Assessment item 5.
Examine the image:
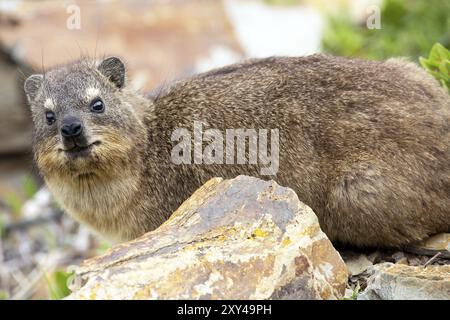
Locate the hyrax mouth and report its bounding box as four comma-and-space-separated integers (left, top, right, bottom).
60, 141, 101, 159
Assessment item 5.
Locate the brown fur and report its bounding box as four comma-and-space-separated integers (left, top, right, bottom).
24, 54, 450, 247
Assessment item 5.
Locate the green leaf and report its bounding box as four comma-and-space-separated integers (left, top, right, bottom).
434, 43, 450, 60
419, 57, 436, 71
420, 43, 450, 91
438, 61, 449, 80
46, 270, 73, 300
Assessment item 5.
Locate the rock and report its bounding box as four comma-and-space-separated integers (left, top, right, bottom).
391, 251, 408, 265
344, 288, 355, 299
408, 256, 427, 267
67, 175, 348, 300
343, 253, 373, 276
395, 257, 409, 265
358, 263, 450, 300
417, 233, 450, 251
391, 251, 405, 262
406, 233, 450, 259
367, 251, 382, 264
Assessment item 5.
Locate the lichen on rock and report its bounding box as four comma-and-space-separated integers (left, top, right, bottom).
67, 175, 348, 300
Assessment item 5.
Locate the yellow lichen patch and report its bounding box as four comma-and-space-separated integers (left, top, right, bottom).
252, 228, 269, 238
88, 283, 102, 300
197, 225, 241, 244
282, 237, 292, 247
183, 241, 207, 251
298, 224, 321, 238
133, 285, 158, 299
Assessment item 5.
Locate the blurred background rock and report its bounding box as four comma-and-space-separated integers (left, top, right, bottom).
0, 0, 448, 300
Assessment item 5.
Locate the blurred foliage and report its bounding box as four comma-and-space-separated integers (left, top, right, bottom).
4, 175, 39, 219
420, 43, 450, 91
46, 270, 72, 300
5, 193, 22, 219
23, 175, 38, 199
96, 239, 112, 255
0, 215, 4, 237
0, 291, 9, 300
322, 0, 450, 61
43, 226, 58, 251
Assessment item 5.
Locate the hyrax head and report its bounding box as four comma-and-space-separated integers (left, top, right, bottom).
24, 57, 142, 179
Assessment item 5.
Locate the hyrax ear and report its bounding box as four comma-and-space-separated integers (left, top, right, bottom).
97, 57, 125, 89
24, 74, 44, 102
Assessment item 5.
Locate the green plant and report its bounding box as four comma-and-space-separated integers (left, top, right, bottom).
3, 175, 39, 219
0, 214, 5, 237
0, 290, 9, 300
342, 283, 361, 300
96, 239, 112, 255
45, 270, 73, 300
420, 43, 450, 91
23, 175, 38, 199
322, 0, 450, 61
5, 193, 22, 219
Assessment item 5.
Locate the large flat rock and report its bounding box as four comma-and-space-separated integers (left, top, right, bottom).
68, 175, 348, 300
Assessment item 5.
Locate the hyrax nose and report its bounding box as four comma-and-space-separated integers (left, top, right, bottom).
61, 117, 83, 138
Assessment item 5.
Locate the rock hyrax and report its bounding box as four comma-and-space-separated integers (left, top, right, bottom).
24, 54, 450, 247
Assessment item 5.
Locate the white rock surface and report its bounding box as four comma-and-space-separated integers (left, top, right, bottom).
359, 263, 450, 300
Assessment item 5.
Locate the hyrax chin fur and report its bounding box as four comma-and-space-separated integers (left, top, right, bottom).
24, 54, 450, 247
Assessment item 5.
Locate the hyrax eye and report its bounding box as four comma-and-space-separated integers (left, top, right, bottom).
90, 98, 105, 113
45, 111, 56, 125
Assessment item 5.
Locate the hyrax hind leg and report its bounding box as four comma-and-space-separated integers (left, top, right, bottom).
321, 160, 446, 248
